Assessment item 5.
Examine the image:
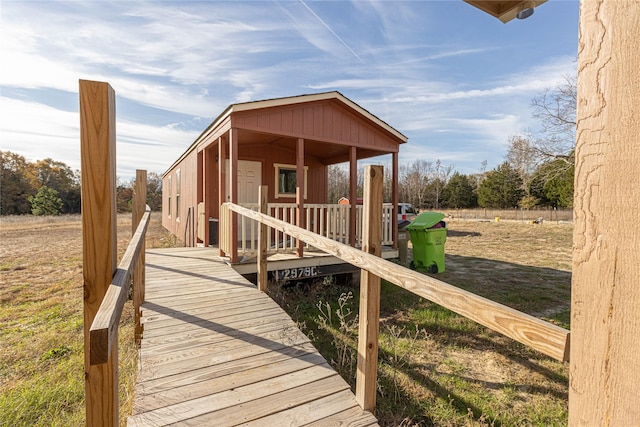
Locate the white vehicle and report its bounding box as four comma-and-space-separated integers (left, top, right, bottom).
397, 203, 417, 226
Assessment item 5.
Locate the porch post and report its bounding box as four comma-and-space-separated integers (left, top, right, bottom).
132, 169, 147, 344
356, 165, 383, 412
349, 146, 357, 247
257, 185, 268, 292
570, 1, 640, 425
80, 79, 118, 427
229, 129, 239, 263
296, 138, 305, 258
203, 147, 213, 247
392, 151, 399, 249
218, 136, 226, 256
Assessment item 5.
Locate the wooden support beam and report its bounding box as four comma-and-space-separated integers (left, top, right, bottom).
356, 165, 383, 412
570, 1, 640, 424
197, 151, 206, 246
392, 151, 399, 249
218, 137, 226, 256
229, 130, 238, 263
90, 208, 150, 365
296, 138, 305, 257
132, 169, 147, 343
257, 185, 268, 292
80, 79, 118, 427
226, 202, 571, 362
203, 148, 213, 247
349, 146, 357, 247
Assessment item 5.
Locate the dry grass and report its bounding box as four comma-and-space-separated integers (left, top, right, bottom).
1, 215, 572, 426
0, 213, 173, 426
273, 219, 572, 426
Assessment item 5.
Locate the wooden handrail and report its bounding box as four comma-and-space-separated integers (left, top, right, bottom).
225, 201, 570, 362
89, 205, 151, 365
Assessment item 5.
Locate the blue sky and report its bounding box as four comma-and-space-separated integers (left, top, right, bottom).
0, 1, 579, 179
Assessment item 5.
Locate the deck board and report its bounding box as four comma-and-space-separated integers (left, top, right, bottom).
129, 247, 378, 427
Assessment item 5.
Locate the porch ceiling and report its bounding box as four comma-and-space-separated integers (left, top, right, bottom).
237, 128, 392, 165
464, 0, 548, 23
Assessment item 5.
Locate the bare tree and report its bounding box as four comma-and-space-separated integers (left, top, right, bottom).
327, 164, 350, 203
468, 160, 488, 191
425, 159, 454, 209
505, 133, 539, 197
399, 159, 432, 208
382, 165, 393, 202
530, 74, 577, 166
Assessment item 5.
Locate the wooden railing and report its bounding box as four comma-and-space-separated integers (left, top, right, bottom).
80, 79, 151, 427
88, 205, 151, 364
220, 202, 394, 257
224, 165, 570, 413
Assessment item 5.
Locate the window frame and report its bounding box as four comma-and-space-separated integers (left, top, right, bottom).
167, 175, 172, 218
274, 163, 308, 199
175, 169, 181, 221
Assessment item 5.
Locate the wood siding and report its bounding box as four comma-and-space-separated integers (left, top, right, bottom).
233, 100, 399, 152
206, 144, 327, 221
162, 93, 405, 246
162, 149, 198, 243
164, 143, 327, 243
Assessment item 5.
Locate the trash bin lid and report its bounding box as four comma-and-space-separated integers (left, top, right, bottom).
406, 212, 446, 230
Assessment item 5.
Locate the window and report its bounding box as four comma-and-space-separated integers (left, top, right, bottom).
167, 175, 172, 217
175, 169, 181, 220
274, 163, 308, 199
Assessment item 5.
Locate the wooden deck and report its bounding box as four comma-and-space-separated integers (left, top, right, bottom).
128, 247, 378, 427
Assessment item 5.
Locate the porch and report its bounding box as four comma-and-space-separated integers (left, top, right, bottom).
216, 202, 397, 263
162, 92, 409, 263
128, 247, 379, 426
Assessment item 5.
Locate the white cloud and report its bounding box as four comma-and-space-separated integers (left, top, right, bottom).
0, 98, 80, 166
0, 0, 578, 178
0, 97, 199, 178
277, 1, 363, 62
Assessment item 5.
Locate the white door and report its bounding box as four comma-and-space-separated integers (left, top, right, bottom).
226, 160, 262, 245
226, 160, 262, 204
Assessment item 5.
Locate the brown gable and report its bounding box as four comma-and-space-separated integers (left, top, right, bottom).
231, 98, 402, 152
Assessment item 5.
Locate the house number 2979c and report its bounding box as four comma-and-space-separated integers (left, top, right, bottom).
276, 266, 318, 280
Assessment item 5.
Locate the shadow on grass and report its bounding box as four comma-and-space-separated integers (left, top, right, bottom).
437, 253, 571, 324
446, 230, 482, 237
272, 252, 571, 426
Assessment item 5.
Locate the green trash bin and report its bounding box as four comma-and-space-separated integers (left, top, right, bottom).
406, 212, 447, 273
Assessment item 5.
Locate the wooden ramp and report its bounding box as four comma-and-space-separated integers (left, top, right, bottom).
128, 247, 378, 427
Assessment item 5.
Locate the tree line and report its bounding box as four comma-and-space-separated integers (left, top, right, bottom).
329, 75, 576, 210
327, 155, 573, 210
0, 151, 162, 215
3, 76, 575, 214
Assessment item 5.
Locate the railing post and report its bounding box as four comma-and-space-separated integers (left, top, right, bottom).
257, 186, 268, 292
133, 169, 147, 344
356, 165, 383, 413
80, 79, 118, 427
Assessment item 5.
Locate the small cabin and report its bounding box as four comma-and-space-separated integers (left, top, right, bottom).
162, 92, 407, 269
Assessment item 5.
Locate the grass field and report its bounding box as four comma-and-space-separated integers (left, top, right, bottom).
1, 215, 571, 426
0, 213, 172, 427
270, 219, 572, 426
